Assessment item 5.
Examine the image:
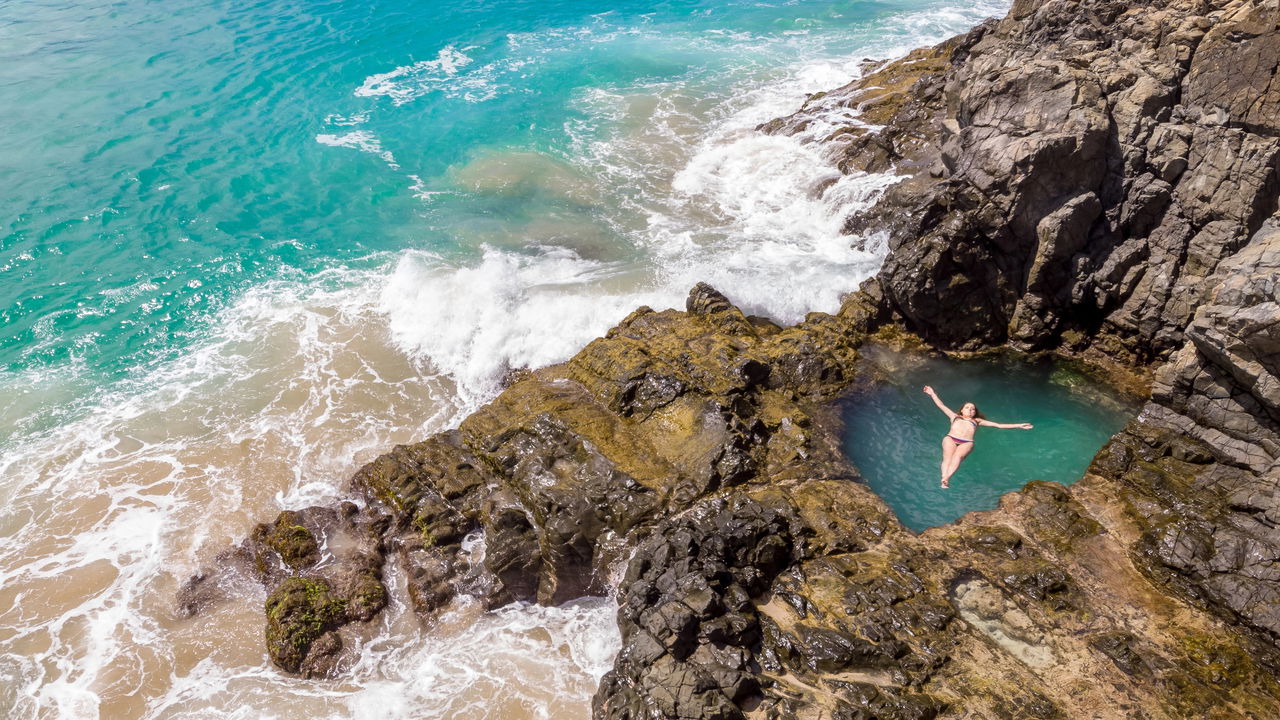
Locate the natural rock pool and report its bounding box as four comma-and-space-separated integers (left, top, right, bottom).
841, 345, 1140, 531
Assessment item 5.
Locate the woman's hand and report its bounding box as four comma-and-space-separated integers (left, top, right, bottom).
923, 385, 935, 396
1018, 422, 1033, 429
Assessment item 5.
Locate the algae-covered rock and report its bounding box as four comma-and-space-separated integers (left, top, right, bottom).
253, 510, 319, 571
179, 501, 391, 673
264, 577, 348, 677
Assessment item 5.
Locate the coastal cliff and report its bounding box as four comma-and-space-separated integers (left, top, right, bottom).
181, 0, 1280, 717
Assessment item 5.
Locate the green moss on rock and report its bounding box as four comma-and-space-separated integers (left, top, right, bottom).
346, 570, 388, 622
264, 511, 319, 569
1158, 629, 1280, 718
248, 510, 320, 575
264, 577, 348, 675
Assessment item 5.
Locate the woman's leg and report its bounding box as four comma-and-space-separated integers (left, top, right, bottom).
940, 437, 955, 486
942, 441, 974, 487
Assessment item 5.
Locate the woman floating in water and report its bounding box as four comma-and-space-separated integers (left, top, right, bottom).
923, 385, 1033, 489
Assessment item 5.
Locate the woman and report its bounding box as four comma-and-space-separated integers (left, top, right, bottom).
923, 385, 1033, 488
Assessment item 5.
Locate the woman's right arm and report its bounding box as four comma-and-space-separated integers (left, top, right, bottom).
922, 385, 956, 420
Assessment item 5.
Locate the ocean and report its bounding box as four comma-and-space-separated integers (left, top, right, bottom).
0, 0, 1009, 717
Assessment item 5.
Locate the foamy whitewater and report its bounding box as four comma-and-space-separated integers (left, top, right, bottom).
0, 1, 1009, 717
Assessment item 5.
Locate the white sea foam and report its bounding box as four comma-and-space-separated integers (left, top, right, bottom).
337, 598, 618, 720
378, 247, 663, 408
351, 45, 522, 105
0, 264, 476, 718
314, 131, 399, 169
138, 596, 618, 720
354, 46, 475, 104
323, 111, 370, 126
407, 174, 452, 201
327, 0, 1019, 415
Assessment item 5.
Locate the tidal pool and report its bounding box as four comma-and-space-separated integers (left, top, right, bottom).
840, 346, 1140, 532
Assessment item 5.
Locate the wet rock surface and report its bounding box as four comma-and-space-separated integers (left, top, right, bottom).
178, 502, 390, 675
179, 0, 1280, 716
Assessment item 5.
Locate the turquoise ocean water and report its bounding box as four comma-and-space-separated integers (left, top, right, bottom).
0, 1, 1013, 718
2, 0, 1006, 434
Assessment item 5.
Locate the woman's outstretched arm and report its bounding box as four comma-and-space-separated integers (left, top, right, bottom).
922, 385, 956, 419
977, 419, 1034, 429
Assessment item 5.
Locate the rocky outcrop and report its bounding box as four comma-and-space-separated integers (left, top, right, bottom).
177, 503, 389, 676
179, 291, 869, 679
777, 0, 1279, 366
1089, 217, 1280, 642
588, 317, 1280, 720
775, 0, 1280, 713
179, 0, 1280, 717
179, 284, 1280, 717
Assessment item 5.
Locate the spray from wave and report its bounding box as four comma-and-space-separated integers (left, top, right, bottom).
358, 0, 1012, 403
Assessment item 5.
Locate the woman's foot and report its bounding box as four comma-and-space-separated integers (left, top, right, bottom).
940, 478, 949, 489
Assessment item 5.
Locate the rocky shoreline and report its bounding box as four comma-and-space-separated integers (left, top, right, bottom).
180, 0, 1280, 717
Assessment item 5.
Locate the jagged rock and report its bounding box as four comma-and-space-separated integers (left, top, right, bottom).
1181, 1, 1280, 137
264, 577, 349, 677
181, 281, 876, 679
686, 282, 735, 316
1088, 222, 1280, 640
177, 502, 390, 674
786, 0, 1279, 364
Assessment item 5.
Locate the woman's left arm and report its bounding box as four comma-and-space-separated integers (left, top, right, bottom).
977, 419, 1034, 429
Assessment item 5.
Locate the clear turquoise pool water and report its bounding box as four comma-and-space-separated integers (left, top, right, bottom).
841, 349, 1139, 532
